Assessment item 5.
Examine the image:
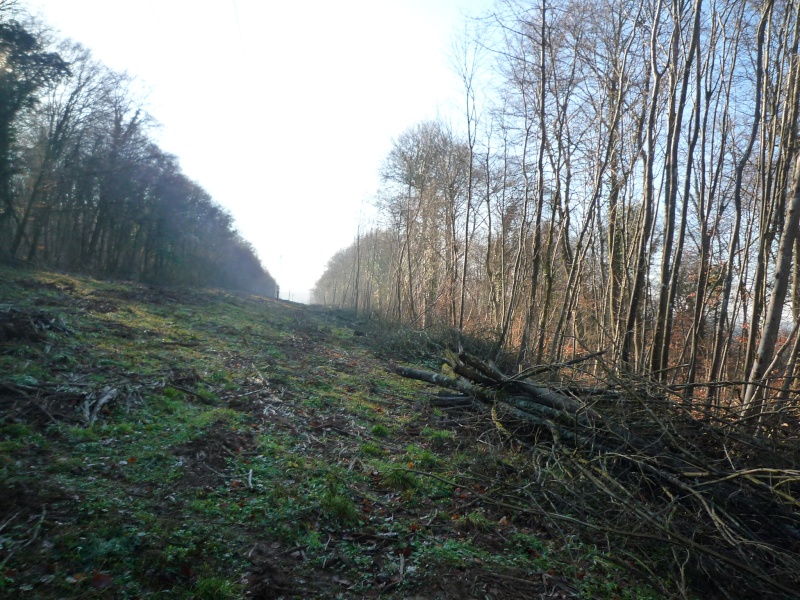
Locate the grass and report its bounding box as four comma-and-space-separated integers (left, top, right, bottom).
371, 423, 390, 438
380, 467, 420, 491
0, 266, 660, 599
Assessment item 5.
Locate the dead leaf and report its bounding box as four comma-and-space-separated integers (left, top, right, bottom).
91, 571, 113, 589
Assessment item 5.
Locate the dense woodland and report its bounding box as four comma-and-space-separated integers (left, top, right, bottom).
0, 4, 277, 297
313, 0, 800, 415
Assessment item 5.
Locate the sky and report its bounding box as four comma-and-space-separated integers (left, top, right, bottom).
24, 0, 493, 303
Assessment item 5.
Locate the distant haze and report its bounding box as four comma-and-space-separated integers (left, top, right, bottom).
25, 0, 491, 303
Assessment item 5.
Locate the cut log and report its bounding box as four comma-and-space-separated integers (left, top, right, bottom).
429, 395, 476, 409
392, 350, 800, 599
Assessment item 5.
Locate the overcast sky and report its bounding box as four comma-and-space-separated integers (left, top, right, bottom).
24, 0, 492, 302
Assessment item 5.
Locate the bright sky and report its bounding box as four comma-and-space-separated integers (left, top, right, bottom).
24, 0, 492, 303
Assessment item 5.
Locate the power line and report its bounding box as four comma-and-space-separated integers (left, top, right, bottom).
231, 0, 246, 56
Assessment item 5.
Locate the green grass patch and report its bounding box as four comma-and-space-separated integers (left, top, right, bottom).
0, 267, 661, 599
359, 441, 384, 456
371, 424, 390, 438
380, 467, 419, 490
421, 426, 456, 445
320, 491, 361, 526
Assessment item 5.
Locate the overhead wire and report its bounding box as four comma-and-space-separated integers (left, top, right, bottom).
231, 0, 246, 58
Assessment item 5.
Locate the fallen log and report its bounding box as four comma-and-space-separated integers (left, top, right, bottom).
398, 356, 650, 455
392, 351, 800, 599
428, 395, 476, 409
394, 365, 491, 401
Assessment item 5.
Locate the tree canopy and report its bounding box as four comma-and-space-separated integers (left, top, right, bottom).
313, 0, 800, 416
0, 5, 277, 297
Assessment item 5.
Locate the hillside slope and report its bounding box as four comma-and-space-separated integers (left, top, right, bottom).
0, 267, 653, 599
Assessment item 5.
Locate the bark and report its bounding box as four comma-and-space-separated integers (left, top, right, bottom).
743, 153, 800, 414
652, 0, 702, 377
621, 0, 664, 370
708, 0, 772, 399
519, 1, 548, 364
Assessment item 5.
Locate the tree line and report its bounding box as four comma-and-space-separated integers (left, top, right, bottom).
312, 0, 800, 415
0, 4, 277, 297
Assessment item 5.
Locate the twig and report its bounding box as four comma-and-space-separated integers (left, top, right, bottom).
83, 387, 118, 425
0, 511, 19, 534
30, 399, 59, 425
220, 388, 263, 401
512, 350, 607, 381
22, 508, 46, 548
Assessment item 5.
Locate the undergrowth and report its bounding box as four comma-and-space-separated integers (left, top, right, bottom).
0, 266, 659, 599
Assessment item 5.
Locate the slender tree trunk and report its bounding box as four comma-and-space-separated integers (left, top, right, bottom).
652, 0, 702, 377
743, 153, 800, 414
621, 0, 664, 370
519, 1, 548, 364
708, 0, 772, 400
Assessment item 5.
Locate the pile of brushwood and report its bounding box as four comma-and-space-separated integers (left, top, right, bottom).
396, 350, 800, 599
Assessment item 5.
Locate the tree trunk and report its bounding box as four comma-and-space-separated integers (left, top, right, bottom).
743, 153, 800, 414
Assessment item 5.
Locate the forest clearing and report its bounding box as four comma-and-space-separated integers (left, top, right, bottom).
3, 1, 800, 597
2, 267, 799, 599
0, 267, 650, 599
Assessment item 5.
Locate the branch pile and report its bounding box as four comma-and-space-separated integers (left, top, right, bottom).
395, 351, 800, 599
0, 306, 71, 342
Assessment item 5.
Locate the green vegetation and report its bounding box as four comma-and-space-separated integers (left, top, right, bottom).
0, 267, 659, 598
0, 8, 276, 297
370, 423, 390, 438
